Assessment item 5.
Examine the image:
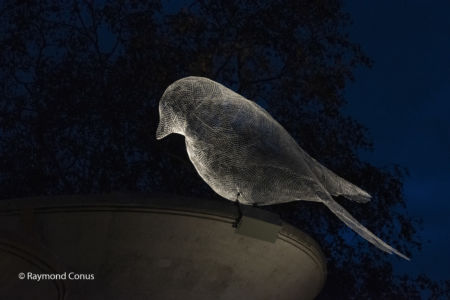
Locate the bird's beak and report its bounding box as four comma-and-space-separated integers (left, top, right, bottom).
156, 119, 170, 140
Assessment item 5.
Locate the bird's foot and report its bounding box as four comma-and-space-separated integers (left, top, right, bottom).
232, 193, 242, 228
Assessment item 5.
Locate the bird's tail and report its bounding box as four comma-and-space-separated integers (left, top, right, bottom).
305, 156, 372, 203
323, 199, 410, 260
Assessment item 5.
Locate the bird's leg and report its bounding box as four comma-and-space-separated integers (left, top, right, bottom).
232, 192, 242, 228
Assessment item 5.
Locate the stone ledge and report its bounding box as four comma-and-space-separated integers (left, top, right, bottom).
0, 193, 326, 300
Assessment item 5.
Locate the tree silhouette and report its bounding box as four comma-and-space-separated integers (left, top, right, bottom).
0, 0, 448, 298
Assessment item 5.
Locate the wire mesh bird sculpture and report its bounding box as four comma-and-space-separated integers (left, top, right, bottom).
156, 76, 409, 260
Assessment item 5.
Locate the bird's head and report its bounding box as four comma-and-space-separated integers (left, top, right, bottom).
156, 76, 220, 140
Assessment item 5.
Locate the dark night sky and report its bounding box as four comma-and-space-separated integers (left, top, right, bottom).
344, 1, 450, 281
3, 0, 446, 287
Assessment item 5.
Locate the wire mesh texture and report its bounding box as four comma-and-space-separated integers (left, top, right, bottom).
156, 76, 409, 260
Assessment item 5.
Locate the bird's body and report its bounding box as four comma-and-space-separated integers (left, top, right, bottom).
156, 76, 409, 260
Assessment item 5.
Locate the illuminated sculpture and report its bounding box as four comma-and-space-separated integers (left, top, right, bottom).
156, 76, 409, 260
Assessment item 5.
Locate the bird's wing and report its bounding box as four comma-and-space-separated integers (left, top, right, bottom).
192, 96, 372, 203
241, 100, 372, 203
323, 198, 410, 260
305, 156, 372, 203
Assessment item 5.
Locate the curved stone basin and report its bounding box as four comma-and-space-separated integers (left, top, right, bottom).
0, 193, 326, 299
